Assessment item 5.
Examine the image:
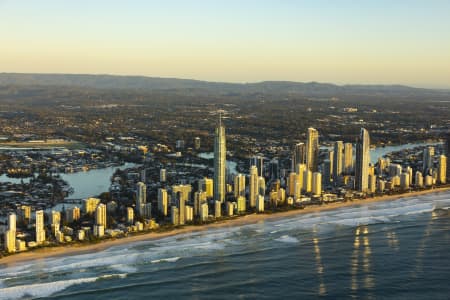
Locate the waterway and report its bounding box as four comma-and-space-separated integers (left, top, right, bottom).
0, 142, 440, 201
0, 163, 138, 199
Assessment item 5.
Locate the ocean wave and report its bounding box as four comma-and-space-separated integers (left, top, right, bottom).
275, 235, 299, 243
110, 264, 138, 273
0, 273, 128, 300
151, 257, 180, 264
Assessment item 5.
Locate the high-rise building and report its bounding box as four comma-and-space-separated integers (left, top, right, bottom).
288, 172, 298, 197
306, 128, 319, 172
66, 206, 80, 223
292, 143, 306, 171
312, 172, 322, 196
249, 165, 259, 207
158, 188, 168, 216
234, 174, 246, 199
143, 203, 152, 220
194, 191, 207, 216
214, 114, 226, 202
400, 173, 410, 190
322, 159, 332, 186
215, 201, 221, 218
96, 203, 107, 228
35, 210, 46, 244
171, 206, 179, 225
237, 196, 246, 212
199, 177, 214, 198
172, 184, 192, 203
160, 168, 167, 183
446, 132, 450, 180
194, 137, 201, 150
8, 213, 16, 232
178, 196, 186, 225
4, 213, 16, 253
328, 150, 334, 181
296, 163, 306, 190
415, 171, 424, 187
250, 155, 264, 177
333, 141, 344, 184
355, 128, 371, 192
200, 203, 209, 221
368, 174, 376, 193
20, 205, 31, 222
136, 182, 147, 217
303, 169, 312, 193
258, 176, 266, 196
269, 158, 280, 180
256, 195, 264, 212
423, 146, 435, 175
83, 197, 100, 214
140, 169, 146, 183
438, 155, 447, 184
127, 207, 134, 224
344, 143, 353, 174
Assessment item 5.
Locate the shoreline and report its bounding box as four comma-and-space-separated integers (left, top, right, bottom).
1, 187, 449, 266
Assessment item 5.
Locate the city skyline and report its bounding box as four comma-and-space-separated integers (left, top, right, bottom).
1, 0, 450, 88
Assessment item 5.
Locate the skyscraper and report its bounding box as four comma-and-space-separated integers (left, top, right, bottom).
4, 213, 16, 253
446, 132, 450, 181
234, 173, 246, 199
35, 210, 46, 244
344, 143, 353, 174
214, 113, 226, 202
292, 142, 306, 171
199, 177, 214, 198
306, 128, 319, 172
333, 141, 344, 184
136, 182, 147, 216
158, 188, 168, 216
312, 172, 322, 196
249, 165, 259, 207
438, 155, 447, 184
355, 128, 371, 192
423, 146, 435, 175
96, 203, 107, 228
250, 155, 264, 177
194, 137, 201, 150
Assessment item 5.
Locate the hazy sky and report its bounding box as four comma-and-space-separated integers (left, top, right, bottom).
1, 0, 450, 88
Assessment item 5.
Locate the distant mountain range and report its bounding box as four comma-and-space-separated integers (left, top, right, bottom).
0, 73, 448, 97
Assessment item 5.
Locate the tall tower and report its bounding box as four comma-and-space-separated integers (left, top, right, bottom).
355, 128, 370, 192
333, 141, 344, 184
291, 142, 306, 171
35, 210, 46, 244
214, 113, 226, 202
422, 146, 435, 175
306, 128, 319, 172
344, 142, 353, 174
136, 182, 147, 216
445, 132, 450, 181
249, 165, 259, 207
234, 173, 246, 199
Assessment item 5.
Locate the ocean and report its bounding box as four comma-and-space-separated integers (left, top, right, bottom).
1, 191, 449, 299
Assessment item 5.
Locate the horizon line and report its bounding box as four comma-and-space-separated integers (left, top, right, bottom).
1, 71, 449, 90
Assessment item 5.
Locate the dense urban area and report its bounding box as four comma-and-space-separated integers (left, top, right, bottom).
0, 74, 449, 256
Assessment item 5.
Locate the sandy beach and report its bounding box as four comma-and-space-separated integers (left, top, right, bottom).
1, 187, 449, 266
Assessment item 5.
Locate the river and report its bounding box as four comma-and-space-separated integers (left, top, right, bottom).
0, 142, 440, 201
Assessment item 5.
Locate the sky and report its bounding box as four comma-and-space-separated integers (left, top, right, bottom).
1, 0, 450, 88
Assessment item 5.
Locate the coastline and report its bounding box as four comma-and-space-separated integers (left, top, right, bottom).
1, 187, 449, 266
